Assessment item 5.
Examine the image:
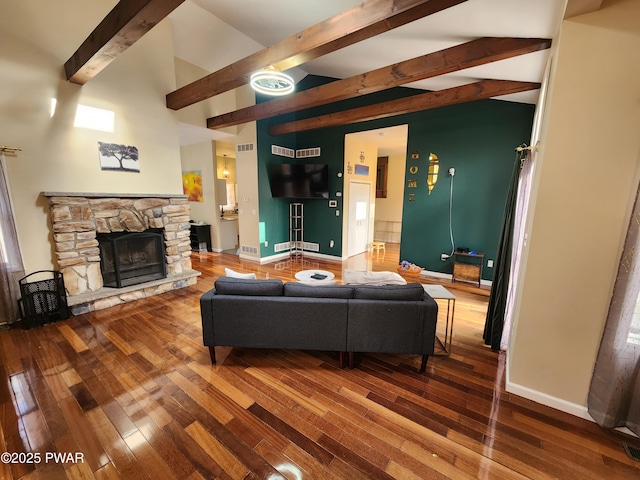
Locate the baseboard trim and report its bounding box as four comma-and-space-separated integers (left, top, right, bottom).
258, 252, 290, 264
259, 251, 343, 264
505, 380, 593, 421
299, 251, 343, 263
421, 269, 492, 288
238, 253, 260, 262
507, 381, 640, 438
420, 270, 452, 281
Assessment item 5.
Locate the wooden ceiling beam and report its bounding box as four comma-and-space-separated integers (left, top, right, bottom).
64, 0, 185, 85
269, 79, 541, 136
207, 37, 551, 130
166, 0, 469, 110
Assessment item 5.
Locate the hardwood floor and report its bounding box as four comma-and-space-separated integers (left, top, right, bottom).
1, 245, 639, 479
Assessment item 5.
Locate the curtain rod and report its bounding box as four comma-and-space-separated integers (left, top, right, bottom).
0, 145, 21, 153
515, 141, 540, 153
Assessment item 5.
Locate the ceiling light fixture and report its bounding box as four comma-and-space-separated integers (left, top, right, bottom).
222, 154, 229, 178
250, 66, 294, 96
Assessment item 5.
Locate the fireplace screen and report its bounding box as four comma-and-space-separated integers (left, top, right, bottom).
98, 230, 166, 288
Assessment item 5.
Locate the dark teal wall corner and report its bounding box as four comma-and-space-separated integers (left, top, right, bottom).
255, 76, 535, 278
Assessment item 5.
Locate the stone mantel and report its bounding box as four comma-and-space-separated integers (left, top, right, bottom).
43, 192, 199, 314
43, 192, 187, 199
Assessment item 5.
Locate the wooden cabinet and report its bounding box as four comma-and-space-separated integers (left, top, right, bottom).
452, 252, 484, 287
220, 219, 238, 251
190, 223, 212, 253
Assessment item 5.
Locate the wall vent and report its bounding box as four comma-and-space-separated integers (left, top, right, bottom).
623, 442, 640, 462
240, 245, 258, 255
303, 242, 319, 252
271, 145, 295, 158
236, 143, 255, 153
296, 147, 321, 158
274, 242, 290, 252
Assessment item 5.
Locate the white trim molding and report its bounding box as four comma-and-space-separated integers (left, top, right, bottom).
506, 381, 593, 421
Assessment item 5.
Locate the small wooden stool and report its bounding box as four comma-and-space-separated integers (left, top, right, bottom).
371, 241, 386, 254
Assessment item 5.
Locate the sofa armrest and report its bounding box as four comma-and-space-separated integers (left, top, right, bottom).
200, 288, 217, 346
347, 297, 438, 355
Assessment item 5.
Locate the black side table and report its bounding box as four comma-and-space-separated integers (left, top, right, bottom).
190, 223, 212, 252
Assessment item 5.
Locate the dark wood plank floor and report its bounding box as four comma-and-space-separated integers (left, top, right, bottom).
1, 244, 639, 479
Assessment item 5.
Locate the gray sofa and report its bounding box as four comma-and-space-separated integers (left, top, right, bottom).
200, 276, 438, 372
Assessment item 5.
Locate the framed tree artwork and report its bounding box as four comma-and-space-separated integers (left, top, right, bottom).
98, 142, 140, 172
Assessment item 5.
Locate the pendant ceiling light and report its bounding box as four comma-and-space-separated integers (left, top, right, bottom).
222, 154, 229, 178
250, 66, 295, 96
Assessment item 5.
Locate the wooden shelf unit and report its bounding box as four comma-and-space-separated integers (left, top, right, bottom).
452, 251, 484, 287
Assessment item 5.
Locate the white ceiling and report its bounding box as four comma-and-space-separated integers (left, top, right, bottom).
170, 0, 565, 150
349, 125, 411, 157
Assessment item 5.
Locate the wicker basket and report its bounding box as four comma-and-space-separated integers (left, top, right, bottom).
397, 265, 422, 277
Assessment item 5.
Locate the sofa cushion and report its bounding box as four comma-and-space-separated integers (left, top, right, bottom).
214, 277, 283, 296
224, 267, 257, 279
353, 283, 424, 301
284, 282, 354, 299
342, 269, 407, 286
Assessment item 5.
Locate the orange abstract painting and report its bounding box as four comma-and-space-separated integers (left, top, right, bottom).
182, 170, 203, 202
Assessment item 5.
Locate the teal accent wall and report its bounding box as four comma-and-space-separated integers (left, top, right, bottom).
400, 101, 533, 280
256, 75, 534, 280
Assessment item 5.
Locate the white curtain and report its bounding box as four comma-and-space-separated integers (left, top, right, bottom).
0, 153, 25, 326
500, 149, 535, 350
588, 180, 640, 436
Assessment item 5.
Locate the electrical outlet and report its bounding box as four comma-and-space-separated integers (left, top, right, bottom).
487, 259, 494, 268
441, 253, 449, 261
330, 240, 334, 248
264, 241, 268, 247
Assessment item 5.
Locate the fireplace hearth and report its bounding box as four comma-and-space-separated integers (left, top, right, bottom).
98, 230, 167, 288
43, 192, 200, 314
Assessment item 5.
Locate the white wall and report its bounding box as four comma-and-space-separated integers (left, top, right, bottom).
509, 0, 640, 415
180, 141, 227, 250
234, 86, 260, 260
342, 135, 378, 256
174, 57, 238, 138
0, 2, 182, 274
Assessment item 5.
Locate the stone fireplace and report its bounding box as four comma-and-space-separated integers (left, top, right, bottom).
97, 230, 166, 288
43, 192, 200, 314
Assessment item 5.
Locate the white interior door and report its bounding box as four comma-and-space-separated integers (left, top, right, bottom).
347, 181, 371, 257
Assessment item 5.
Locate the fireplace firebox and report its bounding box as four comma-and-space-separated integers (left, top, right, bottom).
98, 230, 166, 288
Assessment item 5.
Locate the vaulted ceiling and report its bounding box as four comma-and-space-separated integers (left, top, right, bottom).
63, 0, 600, 150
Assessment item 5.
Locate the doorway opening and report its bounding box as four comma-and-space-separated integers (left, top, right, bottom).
343, 125, 408, 259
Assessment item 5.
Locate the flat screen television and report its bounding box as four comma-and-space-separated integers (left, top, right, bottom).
268, 163, 329, 199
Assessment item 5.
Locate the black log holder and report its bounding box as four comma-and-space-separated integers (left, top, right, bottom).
18, 270, 70, 329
